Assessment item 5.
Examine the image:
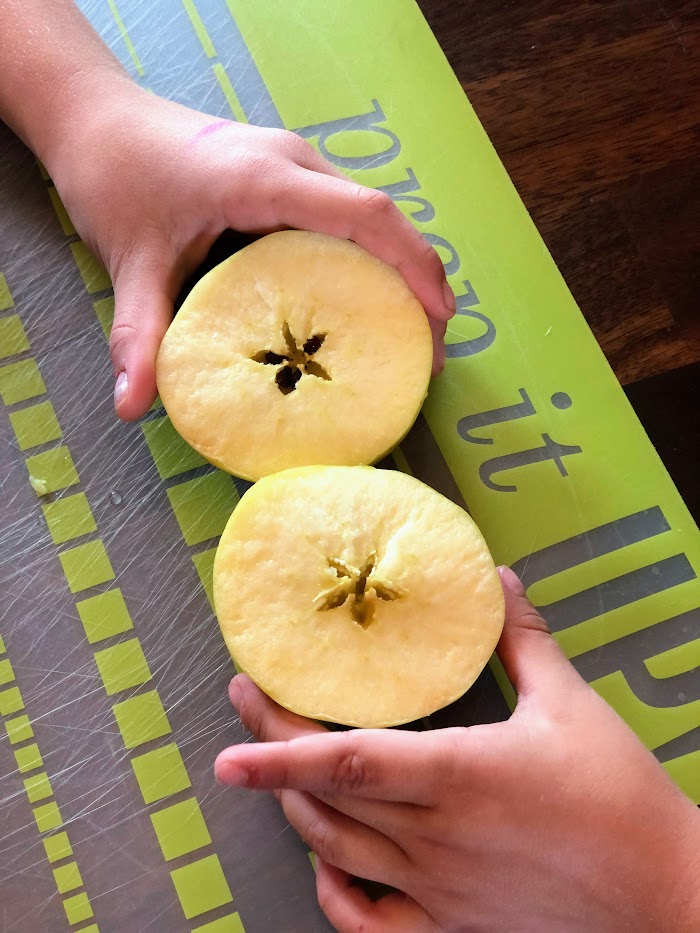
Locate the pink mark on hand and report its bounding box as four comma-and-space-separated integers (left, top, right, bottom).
185, 120, 233, 151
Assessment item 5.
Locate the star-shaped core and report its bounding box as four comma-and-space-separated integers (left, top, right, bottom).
314, 552, 405, 629
252, 321, 331, 395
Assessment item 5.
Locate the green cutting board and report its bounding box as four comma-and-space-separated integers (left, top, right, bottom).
0, 2, 697, 931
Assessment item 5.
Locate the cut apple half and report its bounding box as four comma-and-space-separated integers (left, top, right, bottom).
214, 465, 505, 728
156, 231, 433, 481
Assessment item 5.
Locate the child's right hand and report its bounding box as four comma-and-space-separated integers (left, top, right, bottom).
49, 84, 454, 421
216, 568, 700, 933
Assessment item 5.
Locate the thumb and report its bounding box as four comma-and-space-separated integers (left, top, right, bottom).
110, 268, 173, 421
496, 565, 585, 705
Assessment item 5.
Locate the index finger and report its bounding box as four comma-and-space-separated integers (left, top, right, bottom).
274, 166, 456, 325
214, 727, 465, 806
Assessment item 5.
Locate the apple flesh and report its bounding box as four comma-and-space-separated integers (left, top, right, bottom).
156, 231, 433, 482
214, 466, 505, 728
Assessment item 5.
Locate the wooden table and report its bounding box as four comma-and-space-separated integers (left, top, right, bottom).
419, 0, 699, 521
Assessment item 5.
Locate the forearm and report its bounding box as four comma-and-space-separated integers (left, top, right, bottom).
0, 0, 130, 169
675, 827, 700, 933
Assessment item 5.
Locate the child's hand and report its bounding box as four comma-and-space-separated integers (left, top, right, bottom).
215, 568, 700, 933
50, 85, 453, 421
1, 2, 451, 420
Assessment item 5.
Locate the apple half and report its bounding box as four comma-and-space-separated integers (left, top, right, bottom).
214, 465, 505, 728
156, 231, 433, 482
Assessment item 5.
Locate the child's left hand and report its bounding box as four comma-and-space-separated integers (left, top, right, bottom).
51, 85, 453, 420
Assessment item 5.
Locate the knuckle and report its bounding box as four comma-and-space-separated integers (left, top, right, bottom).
237, 700, 257, 737
263, 127, 312, 161
422, 237, 446, 274
516, 608, 552, 636
330, 745, 371, 793
285, 132, 316, 163
238, 698, 268, 744
401, 230, 444, 277
393, 222, 442, 269
304, 814, 336, 864
436, 732, 464, 790
356, 186, 394, 218
108, 319, 138, 359
264, 127, 296, 147
430, 317, 447, 341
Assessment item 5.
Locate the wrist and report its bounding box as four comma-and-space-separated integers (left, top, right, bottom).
44, 68, 144, 177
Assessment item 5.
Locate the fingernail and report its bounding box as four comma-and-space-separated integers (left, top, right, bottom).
498, 565, 526, 596
229, 677, 243, 711
442, 281, 456, 318
114, 371, 128, 410
215, 754, 249, 786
